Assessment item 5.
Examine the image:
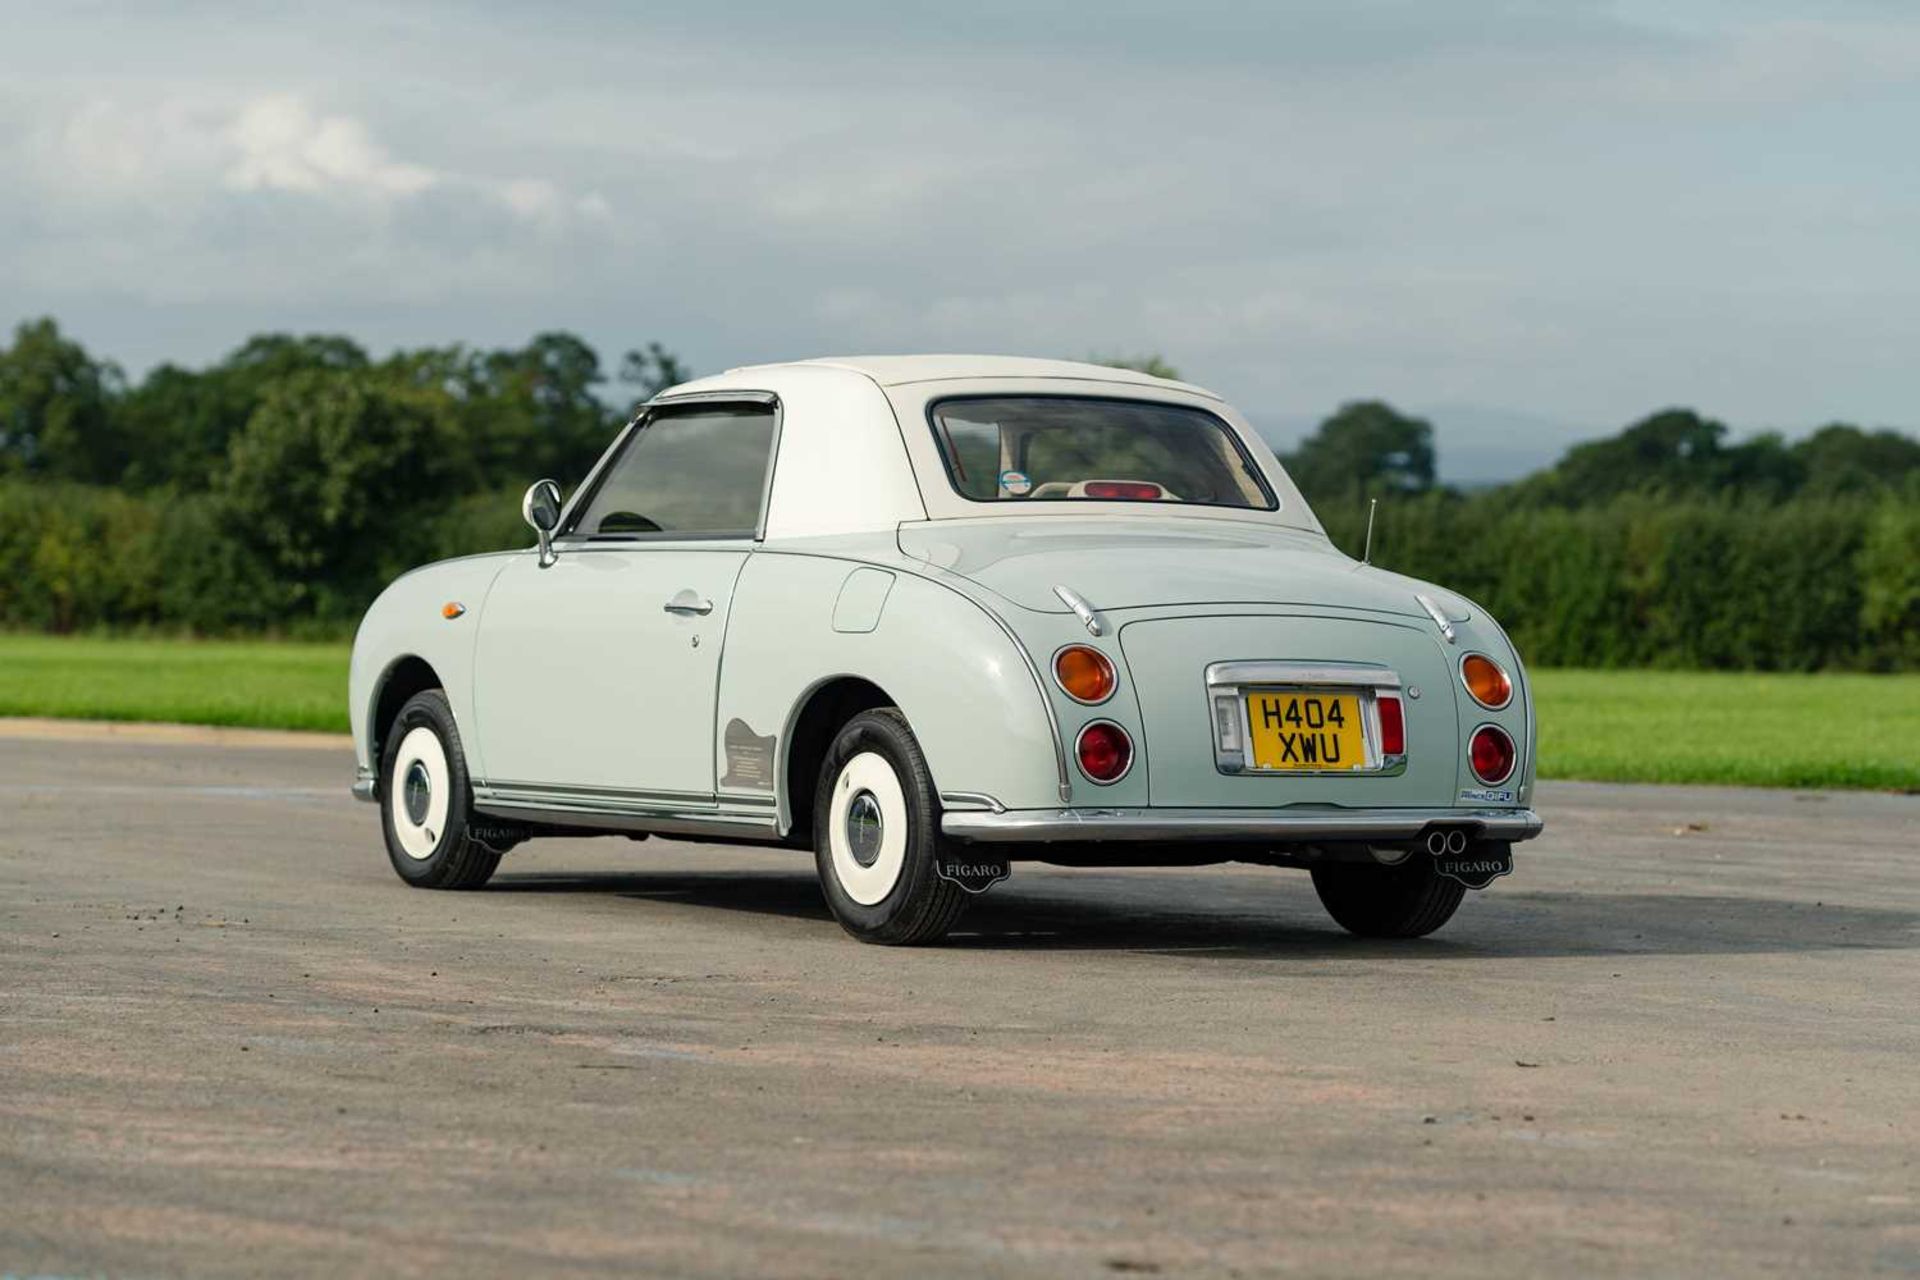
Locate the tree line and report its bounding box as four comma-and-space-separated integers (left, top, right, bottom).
1283, 399, 1918, 670
2, 320, 1916, 668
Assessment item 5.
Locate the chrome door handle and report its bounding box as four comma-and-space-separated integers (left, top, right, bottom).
663, 593, 714, 616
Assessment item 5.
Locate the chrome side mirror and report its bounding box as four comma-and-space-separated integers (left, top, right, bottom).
521, 479, 563, 568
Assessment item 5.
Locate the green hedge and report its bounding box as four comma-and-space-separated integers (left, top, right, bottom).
2, 478, 1915, 669
0, 480, 529, 638
1318, 490, 1919, 670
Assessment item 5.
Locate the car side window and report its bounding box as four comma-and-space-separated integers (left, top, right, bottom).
568, 403, 777, 538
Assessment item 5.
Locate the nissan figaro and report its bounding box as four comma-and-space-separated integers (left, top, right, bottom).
349, 356, 1541, 944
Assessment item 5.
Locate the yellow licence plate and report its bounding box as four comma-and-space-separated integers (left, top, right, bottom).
1245, 691, 1367, 771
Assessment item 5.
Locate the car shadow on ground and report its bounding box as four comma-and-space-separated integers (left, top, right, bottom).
486, 867, 1920, 960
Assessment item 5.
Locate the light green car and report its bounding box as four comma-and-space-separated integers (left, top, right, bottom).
349, 356, 1541, 944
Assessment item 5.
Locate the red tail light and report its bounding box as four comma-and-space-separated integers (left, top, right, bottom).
1469, 725, 1516, 784
1076, 721, 1133, 783
1083, 480, 1164, 500
1377, 695, 1405, 757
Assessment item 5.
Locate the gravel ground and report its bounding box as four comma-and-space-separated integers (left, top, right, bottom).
1, 730, 1915, 1278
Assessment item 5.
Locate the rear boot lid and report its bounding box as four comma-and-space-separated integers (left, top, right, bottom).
1118, 613, 1461, 808
897, 517, 1435, 618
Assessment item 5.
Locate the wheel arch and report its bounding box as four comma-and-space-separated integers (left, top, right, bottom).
369, 654, 445, 790
779, 674, 897, 847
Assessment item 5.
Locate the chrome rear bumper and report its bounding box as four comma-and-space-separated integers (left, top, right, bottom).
941, 806, 1543, 844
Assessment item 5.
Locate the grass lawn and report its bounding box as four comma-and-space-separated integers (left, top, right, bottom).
1530, 669, 1918, 791
0, 634, 350, 733
0, 636, 1914, 790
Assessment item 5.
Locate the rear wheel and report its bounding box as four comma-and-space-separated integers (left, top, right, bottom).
379, 690, 501, 890
1311, 858, 1465, 938
812, 708, 969, 945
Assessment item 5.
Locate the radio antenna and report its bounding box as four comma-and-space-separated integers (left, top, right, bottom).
1361, 498, 1379, 566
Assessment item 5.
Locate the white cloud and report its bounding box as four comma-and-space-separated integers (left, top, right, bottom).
490, 177, 614, 226
215, 94, 613, 231
226, 95, 437, 197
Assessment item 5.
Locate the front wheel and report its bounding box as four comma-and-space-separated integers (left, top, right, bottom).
1311, 858, 1465, 938
379, 689, 501, 890
812, 708, 970, 945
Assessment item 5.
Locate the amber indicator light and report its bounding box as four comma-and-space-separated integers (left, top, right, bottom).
1460, 654, 1512, 710
1054, 645, 1117, 704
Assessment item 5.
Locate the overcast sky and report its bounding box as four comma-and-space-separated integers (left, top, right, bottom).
4, 1, 1916, 479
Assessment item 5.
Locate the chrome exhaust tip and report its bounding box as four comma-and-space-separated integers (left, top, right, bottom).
1445, 829, 1468, 855
1425, 830, 1449, 856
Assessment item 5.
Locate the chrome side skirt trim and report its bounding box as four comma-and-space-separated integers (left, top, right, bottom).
474, 802, 779, 839
942, 806, 1543, 844
471, 779, 780, 839
477, 779, 776, 808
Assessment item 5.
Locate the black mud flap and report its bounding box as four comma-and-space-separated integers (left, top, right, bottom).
1434, 840, 1513, 890
936, 852, 1011, 895
467, 821, 530, 855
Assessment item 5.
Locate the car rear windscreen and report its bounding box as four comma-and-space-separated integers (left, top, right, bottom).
928, 396, 1274, 509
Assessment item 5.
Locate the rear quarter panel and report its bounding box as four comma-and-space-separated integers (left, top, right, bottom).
718, 549, 1064, 829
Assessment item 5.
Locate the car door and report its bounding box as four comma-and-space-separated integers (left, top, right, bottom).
471, 396, 778, 803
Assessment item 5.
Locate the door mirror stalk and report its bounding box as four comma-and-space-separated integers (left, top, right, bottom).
522, 479, 564, 568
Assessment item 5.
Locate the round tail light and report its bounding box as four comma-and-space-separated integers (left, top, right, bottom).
1054, 645, 1116, 704
1460, 654, 1513, 710
1076, 721, 1133, 784
1469, 725, 1516, 785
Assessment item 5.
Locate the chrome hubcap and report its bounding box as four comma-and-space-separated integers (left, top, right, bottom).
403, 760, 432, 825
845, 790, 884, 867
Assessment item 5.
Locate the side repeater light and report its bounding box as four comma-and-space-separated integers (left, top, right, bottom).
1054, 645, 1117, 704
1460, 653, 1512, 710
442, 601, 466, 620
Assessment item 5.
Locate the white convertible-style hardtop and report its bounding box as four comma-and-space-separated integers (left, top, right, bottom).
647, 355, 1316, 542
733, 354, 1223, 398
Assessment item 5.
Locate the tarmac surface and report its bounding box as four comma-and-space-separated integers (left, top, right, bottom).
1, 727, 1916, 1277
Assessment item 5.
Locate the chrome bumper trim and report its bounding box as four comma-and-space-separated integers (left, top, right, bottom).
941, 806, 1543, 844
351, 769, 377, 803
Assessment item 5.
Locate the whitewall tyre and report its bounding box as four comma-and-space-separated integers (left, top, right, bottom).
379, 689, 501, 890
812, 709, 970, 945
826, 751, 910, 906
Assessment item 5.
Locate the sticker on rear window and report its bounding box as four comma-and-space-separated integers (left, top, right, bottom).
998, 470, 1032, 496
